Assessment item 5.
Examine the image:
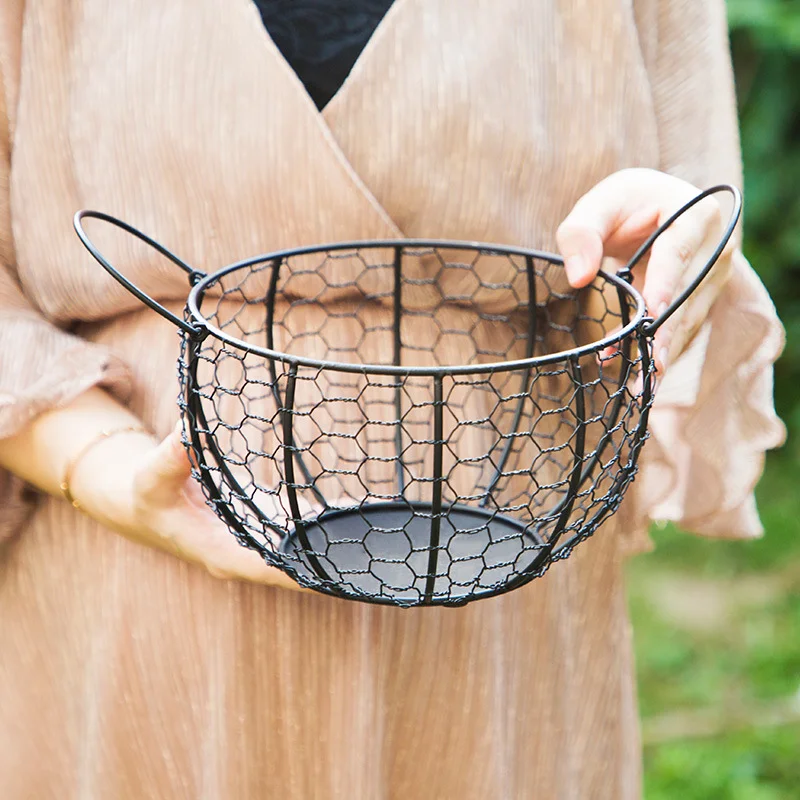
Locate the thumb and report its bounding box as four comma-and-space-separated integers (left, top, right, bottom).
555, 219, 605, 289
557, 202, 662, 289
134, 422, 192, 505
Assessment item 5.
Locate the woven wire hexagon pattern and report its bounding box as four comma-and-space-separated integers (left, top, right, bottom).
177, 242, 654, 607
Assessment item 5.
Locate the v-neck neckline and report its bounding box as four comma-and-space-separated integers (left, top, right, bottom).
246, 0, 412, 118
233, 0, 411, 238
250, 0, 397, 111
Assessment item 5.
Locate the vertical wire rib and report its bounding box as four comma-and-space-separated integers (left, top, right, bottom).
546, 356, 587, 551
589, 326, 656, 532
578, 281, 633, 475
586, 326, 655, 534
537, 281, 634, 531
631, 327, 655, 463
393, 245, 405, 496
603, 327, 654, 523
266, 257, 327, 509
282, 362, 334, 583
481, 254, 537, 507
423, 375, 445, 603
184, 290, 285, 546
185, 336, 283, 551
547, 294, 643, 541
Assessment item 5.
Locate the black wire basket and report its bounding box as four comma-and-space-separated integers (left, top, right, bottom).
74, 185, 740, 607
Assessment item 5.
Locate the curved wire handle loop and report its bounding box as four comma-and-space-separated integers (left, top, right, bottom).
73, 210, 206, 336
622, 184, 742, 337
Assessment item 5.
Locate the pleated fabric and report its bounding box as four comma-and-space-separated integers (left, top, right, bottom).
0, 1, 784, 797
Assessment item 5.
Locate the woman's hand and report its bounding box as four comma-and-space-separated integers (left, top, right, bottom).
68, 423, 304, 589
0, 385, 305, 589
556, 168, 731, 373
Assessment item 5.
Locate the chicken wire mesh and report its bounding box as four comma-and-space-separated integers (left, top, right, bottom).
74, 184, 740, 608
177, 242, 653, 606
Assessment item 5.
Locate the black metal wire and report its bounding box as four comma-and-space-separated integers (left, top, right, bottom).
423, 375, 445, 603
480, 254, 537, 505
73, 210, 204, 335
76, 186, 741, 608
281, 362, 335, 584
184, 243, 647, 376
174, 241, 655, 606
176, 242, 645, 607
265, 256, 328, 510
629, 185, 742, 335
392, 245, 405, 495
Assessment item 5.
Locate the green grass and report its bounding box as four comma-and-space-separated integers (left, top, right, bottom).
635, 5, 800, 795
627, 451, 800, 798
643, 728, 800, 800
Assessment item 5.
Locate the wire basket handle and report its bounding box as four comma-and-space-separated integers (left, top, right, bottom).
622, 184, 742, 336
73, 210, 206, 336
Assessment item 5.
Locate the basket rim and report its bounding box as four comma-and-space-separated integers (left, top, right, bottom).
186, 238, 648, 376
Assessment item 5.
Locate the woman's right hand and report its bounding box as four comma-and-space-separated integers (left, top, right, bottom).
68, 423, 305, 590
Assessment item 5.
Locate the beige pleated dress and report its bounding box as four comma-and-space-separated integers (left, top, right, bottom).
0, 1, 785, 798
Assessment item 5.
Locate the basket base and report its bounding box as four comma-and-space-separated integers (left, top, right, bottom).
279, 502, 546, 606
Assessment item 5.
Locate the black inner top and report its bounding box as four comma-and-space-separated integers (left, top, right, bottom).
252, 0, 395, 109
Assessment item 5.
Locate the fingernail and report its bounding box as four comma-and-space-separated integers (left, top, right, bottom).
658, 347, 670, 372
565, 255, 585, 286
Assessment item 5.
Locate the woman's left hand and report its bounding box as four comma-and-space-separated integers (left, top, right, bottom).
556, 168, 731, 374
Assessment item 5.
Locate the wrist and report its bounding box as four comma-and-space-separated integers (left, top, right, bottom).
60, 426, 151, 506
67, 429, 158, 531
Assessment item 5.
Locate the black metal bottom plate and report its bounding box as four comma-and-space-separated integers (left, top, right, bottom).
279, 502, 546, 606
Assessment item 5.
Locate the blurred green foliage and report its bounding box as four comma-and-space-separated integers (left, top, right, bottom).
643, 728, 800, 800
633, 458, 800, 798
728, 0, 800, 448
632, 6, 800, 797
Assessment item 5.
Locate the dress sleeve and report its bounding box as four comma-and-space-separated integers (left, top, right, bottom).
0, 37, 130, 541
630, 0, 786, 541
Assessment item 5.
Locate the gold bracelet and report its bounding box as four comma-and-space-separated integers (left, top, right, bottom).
60, 426, 150, 510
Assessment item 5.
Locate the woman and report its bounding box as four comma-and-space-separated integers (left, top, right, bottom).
0, 1, 784, 797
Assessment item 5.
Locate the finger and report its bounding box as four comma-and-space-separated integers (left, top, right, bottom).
643, 209, 718, 373
556, 220, 605, 288
134, 422, 192, 505
163, 518, 309, 591
603, 206, 661, 260
203, 542, 309, 591
557, 199, 660, 288
556, 178, 637, 287
167, 485, 313, 590
642, 221, 705, 315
